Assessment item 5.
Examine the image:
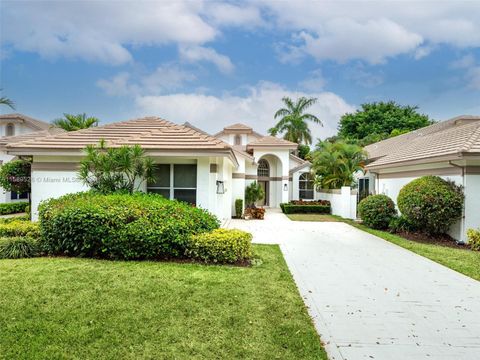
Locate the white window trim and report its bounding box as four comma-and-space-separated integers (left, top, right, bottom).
147, 164, 197, 202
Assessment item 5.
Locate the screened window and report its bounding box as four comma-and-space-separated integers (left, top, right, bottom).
11, 191, 29, 200
257, 159, 269, 177
147, 164, 197, 204
234, 135, 242, 145
6, 123, 14, 137
299, 173, 314, 199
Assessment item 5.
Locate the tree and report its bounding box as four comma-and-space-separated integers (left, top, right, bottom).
0, 91, 15, 110
268, 97, 322, 145
52, 113, 99, 131
312, 141, 367, 189
338, 101, 433, 146
297, 144, 311, 160
78, 140, 156, 194
245, 181, 265, 208
0, 159, 31, 194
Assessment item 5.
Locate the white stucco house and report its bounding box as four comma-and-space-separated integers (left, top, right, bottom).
4, 116, 315, 221
0, 113, 62, 203
358, 115, 480, 243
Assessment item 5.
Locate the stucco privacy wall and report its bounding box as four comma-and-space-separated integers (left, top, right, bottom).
316, 187, 357, 219
465, 174, 480, 236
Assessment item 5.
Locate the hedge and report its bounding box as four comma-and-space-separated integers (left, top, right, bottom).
467, 228, 480, 251
281, 204, 331, 214
185, 229, 252, 264
0, 220, 40, 238
0, 202, 28, 215
358, 194, 396, 230
38, 192, 220, 260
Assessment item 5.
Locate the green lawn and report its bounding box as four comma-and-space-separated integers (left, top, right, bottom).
289, 214, 480, 281
286, 214, 340, 222
0, 245, 327, 360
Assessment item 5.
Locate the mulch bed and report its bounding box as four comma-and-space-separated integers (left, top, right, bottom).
395, 231, 467, 249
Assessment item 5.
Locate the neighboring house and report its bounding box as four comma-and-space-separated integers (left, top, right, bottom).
5, 117, 314, 221
0, 113, 61, 203
359, 115, 480, 242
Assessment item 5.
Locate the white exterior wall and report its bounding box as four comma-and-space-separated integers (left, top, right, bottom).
464, 174, 480, 236
316, 187, 357, 219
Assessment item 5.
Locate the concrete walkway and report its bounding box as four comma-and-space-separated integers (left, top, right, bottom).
227, 209, 480, 360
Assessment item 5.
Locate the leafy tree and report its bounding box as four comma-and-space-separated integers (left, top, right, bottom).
0, 90, 15, 110
245, 181, 265, 208
78, 140, 156, 194
269, 97, 322, 145
312, 141, 367, 189
53, 113, 99, 131
0, 159, 31, 194
297, 144, 311, 160
338, 101, 433, 146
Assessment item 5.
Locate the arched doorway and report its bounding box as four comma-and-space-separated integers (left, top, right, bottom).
257, 159, 269, 206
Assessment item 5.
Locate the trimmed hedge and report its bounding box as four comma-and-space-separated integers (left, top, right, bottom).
0, 220, 40, 238
39, 192, 220, 260
467, 228, 480, 251
281, 204, 331, 214
397, 176, 464, 235
185, 229, 252, 264
0, 202, 28, 215
0, 237, 38, 259
358, 194, 397, 230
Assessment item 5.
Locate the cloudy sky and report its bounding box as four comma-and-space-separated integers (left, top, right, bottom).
1, 0, 480, 140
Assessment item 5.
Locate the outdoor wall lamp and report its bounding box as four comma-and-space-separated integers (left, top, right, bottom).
216, 180, 225, 194
283, 183, 288, 191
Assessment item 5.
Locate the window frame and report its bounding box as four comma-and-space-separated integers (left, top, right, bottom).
299, 172, 314, 200
6, 123, 15, 137
257, 159, 270, 177
147, 164, 197, 204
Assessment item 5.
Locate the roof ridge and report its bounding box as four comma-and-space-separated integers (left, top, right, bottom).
460, 122, 480, 153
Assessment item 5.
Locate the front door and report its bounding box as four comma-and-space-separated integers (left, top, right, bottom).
258, 181, 269, 206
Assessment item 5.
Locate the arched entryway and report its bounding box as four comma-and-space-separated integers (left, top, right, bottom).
256, 154, 284, 207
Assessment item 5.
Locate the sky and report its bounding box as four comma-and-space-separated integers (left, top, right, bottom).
1, 0, 480, 141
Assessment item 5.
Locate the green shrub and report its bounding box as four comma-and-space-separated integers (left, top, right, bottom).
388, 215, 417, 233
0, 221, 39, 238
39, 192, 219, 260
0, 214, 30, 224
358, 194, 397, 229
235, 199, 243, 218
185, 229, 253, 264
282, 204, 331, 214
467, 228, 480, 251
0, 237, 38, 259
0, 202, 29, 215
397, 176, 464, 235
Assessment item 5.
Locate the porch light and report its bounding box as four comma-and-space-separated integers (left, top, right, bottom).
216, 180, 225, 194
283, 183, 288, 191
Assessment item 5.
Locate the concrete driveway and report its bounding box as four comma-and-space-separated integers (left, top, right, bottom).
227, 209, 480, 360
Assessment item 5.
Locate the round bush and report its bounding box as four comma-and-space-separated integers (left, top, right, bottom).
397, 176, 464, 235
358, 194, 397, 229
38, 192, 220, 260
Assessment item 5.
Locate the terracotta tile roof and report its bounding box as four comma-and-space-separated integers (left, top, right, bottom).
0, 127, 65, 150
223, 123, 253, 131
6, 116, 232, 152
366, 115, 480, 169
0, 113, 51, 130
247, 136, 298, 149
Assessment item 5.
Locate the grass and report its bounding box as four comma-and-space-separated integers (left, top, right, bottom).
0, 245, 327, 360
289, 213, 480, 281
286, 214, 340, 222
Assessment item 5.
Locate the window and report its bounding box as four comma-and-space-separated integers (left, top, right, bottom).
257, 159, 269, 177
6, 123, 14, 137
11, 191, 29, 200
147, 164, 197, 205
299, 173, 314, 199
234, 134, 242, 145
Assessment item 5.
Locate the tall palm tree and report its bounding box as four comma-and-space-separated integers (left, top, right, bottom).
268, 97, 322, 145
52, 113, 99, 131
0, 92, 15, 110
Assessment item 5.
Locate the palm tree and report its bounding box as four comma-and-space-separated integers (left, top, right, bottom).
52, 113, 99, 131
0, 92, 15, 110
268, 97, 322, 145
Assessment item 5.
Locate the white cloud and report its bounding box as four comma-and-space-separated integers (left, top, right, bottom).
299, 69, 327, 91
207, 3, 262, 28
97, 65, 196, 96
344, 64, 384, 88
179, 46, 234, 73
135, 82, 355, 140
450, 54, 480, 90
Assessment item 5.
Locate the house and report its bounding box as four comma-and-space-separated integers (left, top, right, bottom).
5, 116, 314, 221
0, 113, 61, 203
360, 115, 480, 242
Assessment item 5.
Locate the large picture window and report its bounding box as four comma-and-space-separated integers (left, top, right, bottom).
299, 173, 314, 199
148, 164, 197, 204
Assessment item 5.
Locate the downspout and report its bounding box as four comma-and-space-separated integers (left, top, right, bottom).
448, 161, 466, 244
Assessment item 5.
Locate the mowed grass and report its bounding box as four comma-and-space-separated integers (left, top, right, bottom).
286, 214, 340, 222
0, 245, 327, 360
288, 213, 480, 281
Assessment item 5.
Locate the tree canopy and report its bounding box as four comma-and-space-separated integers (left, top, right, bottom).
338, 101, 433, 146
269, 97, 322, 145
52, 113, 99, 131
0, 159, 31, 194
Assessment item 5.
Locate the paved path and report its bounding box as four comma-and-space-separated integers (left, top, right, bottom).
227, 209, 480, 360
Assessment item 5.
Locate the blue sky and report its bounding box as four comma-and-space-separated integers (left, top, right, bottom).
1, 1, 480, 140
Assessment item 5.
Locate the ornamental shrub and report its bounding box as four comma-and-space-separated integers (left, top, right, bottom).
0, 159, 31, 194
388, 215, 417, 233
0, 202, 29, 215
185, 229, 253, 264
38, 192, 219, 260
358, 194, 397, 229
466, 228, 480, 251
282, 204, 331, 214
397, 176, 464, 235
235, 199, 243, 218
0, 221, 40, 238
0, 237, 38, 259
